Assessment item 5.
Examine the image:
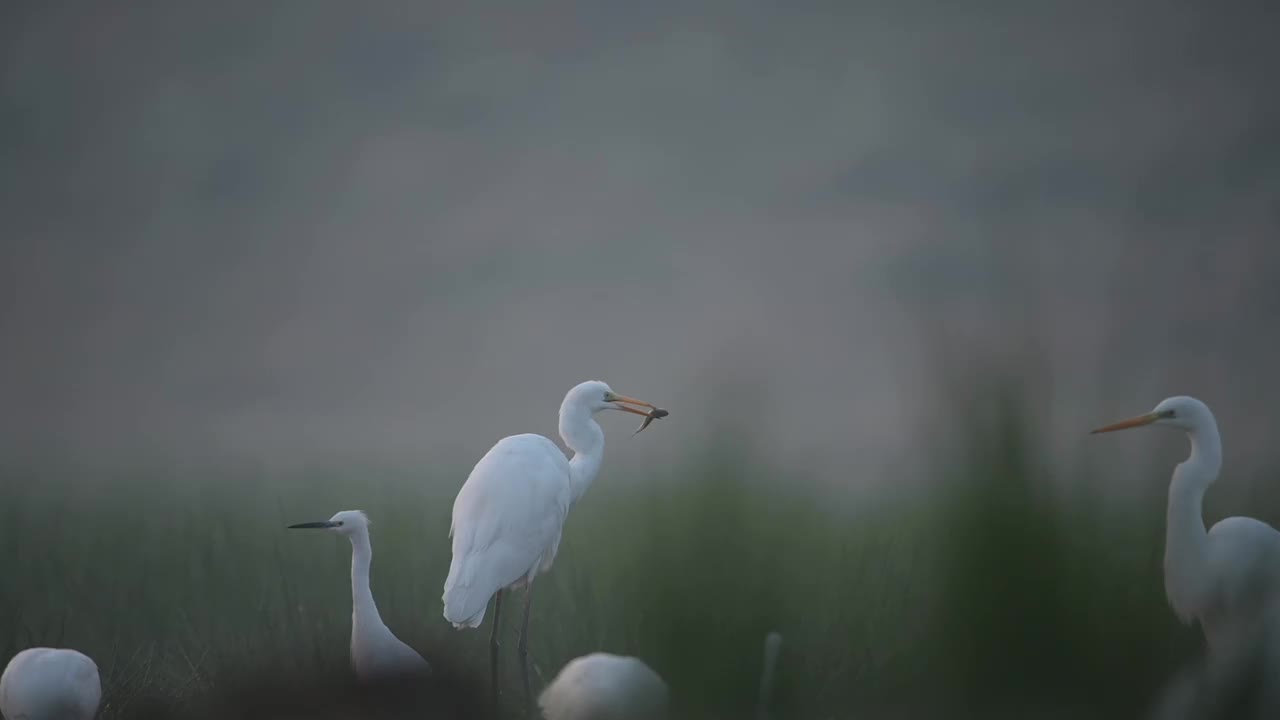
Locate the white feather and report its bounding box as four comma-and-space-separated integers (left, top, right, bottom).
538, 654, 669, 720
0, 647, 101, 720
443, 433, 572, 627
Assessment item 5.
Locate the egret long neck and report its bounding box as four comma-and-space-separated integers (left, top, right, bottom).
559, 403, 605, 505
1164, 419, 1223, 624
349, 531, 385, 632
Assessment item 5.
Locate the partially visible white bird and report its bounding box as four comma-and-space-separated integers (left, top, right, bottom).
537, 631, 783, 720
289, 510, 431, 682
0, 647, 101, 720
537, 653, 669, 720
1092, 396, 1280, 656
442, 380, 666, 714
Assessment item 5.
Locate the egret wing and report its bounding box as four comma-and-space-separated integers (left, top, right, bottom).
1201, 517, 1280, 634
442, 434, 571, 628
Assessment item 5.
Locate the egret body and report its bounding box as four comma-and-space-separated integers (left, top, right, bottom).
289, 510, 431, 682
536, 631, 782, 720
0, 647, 101, 720
1093, 396, 1280, 655
537, 654, 668, 720
442, 380, 665, 714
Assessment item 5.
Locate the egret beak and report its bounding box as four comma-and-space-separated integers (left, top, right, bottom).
605, 393, 658, 418
1090, 411, 1162, 434
288, 521, 337, 529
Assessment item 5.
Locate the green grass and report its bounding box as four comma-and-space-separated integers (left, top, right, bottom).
0, 381, 1258, 719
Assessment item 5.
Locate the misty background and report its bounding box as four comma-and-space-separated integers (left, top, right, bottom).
3, 0, 1278, 489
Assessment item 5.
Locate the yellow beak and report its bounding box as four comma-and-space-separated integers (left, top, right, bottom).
606, 393, 658, 418
1090, 412, 1161, 434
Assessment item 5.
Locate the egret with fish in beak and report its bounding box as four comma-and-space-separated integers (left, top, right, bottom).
442, 380, 669, 716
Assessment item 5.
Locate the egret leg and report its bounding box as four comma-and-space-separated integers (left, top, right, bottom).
518, 584, 535, 718
491, 590, 503, 717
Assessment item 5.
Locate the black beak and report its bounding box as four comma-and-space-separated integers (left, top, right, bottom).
288, 521, 336, 529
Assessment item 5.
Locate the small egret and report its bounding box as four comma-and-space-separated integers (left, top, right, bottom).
1092, 396, 1280, 655
537, 653, 669, 720
289, 510, 432, 682
0, 647, 101, 720
442, 380, 666, 714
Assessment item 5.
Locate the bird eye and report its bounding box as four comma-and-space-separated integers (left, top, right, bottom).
335, 521, 344, 526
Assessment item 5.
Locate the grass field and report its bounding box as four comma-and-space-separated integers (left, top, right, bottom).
1, 384, 1263, 719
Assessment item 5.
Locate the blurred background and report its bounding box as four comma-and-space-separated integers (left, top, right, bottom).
2, 0, 1278, 717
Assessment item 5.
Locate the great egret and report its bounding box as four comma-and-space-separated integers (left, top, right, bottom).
0, 647, 101, 720
289, 510, 432, 681
442, 380, 666, 715
537, 654, 669, 720
1092, 396, 1280, 655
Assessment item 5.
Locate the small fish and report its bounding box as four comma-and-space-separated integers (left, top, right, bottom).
634, 407, 669, 435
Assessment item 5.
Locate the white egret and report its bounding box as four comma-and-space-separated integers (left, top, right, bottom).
537, 654, 669, 720
536, 630, 783, 720
442, 380, 666, 714
289, 510, 432, 682
1092, 396, 1280, 655
0, 647, 101, 720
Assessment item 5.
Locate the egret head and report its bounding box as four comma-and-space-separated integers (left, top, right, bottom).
288, 510, 370, 537
564, 380, 664, 424
1091, 395, 1214, 435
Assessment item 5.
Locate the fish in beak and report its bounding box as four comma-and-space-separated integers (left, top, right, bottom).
604, 392, 670, 435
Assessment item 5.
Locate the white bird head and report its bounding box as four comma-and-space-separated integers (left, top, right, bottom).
288, 509, 370, 537
563, 380, 665, 430
1091, 395, 1215, 435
